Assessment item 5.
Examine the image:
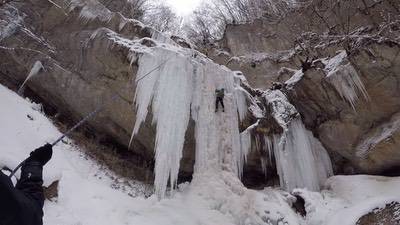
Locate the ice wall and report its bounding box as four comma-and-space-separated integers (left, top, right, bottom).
264, 90, 333, 191
131, 49, 194, 198
128, 29, 332, 197
131, 45, 250, 198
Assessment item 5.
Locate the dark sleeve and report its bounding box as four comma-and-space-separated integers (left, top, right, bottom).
16, 161, 45, 209
0, 171, 20, 223
0, 170, 14, 195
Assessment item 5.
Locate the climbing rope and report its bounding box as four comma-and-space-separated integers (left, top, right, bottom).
135, 56, 173, 83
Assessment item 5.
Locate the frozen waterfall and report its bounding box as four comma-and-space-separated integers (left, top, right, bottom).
131, 46, 249, 198
129, 36, 333, 198
264, 90, 333, 191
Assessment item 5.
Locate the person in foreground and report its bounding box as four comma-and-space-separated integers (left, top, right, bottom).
0, 144, 53, 225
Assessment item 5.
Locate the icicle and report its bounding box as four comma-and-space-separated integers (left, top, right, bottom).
264, 89, 333, 191
235, 86, 249, 121
18, 61, 44, 94
239, 129, 251, 178
260, 134, 274, 177
324, 51, 369, 110
269, 119, 333, 191
264, 135, 274, 165
131, 48, 193, 198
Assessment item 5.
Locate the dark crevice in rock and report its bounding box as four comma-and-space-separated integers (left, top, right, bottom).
292, 195, 306, 217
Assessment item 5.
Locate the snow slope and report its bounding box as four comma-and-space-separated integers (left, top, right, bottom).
0, 83, 299, 224
1, 74, 400, 225
295, 175, 400, 225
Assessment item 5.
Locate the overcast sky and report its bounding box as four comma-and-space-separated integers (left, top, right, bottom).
163, 0, 203, 16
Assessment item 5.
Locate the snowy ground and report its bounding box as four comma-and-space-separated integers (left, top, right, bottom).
1, 84, 400, 224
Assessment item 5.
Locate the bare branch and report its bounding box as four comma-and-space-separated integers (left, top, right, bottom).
0, 0, 15, 7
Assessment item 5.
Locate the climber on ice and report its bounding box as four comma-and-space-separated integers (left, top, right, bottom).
0, 144, 53, 225
215, 88, 225, 112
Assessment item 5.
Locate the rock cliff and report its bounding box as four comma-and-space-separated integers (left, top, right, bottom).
209, 0, 400, 175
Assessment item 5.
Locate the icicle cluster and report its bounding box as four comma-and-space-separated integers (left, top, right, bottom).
131, 46, 250, 198
323, 51, 369, 110
263, 90, 333, 191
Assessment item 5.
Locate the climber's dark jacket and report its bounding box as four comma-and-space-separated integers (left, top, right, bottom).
0, 160, 45, 225
215, 89, 225, 98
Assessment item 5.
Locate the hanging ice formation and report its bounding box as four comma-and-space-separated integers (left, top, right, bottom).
125, 24, 334, 196
18, 61, 44, 94
263, 90, 333, 191
323, 50, 369, 110
131, 45, 250, 198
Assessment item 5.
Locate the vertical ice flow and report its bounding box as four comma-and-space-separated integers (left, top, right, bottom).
131, 43, 332, 197
131, 46, 250, 198
264, 90, 333, 191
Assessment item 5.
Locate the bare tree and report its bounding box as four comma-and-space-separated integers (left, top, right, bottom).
0, 0, 15, 7
184, 0, 298, 44
126, 0, 147, 19
101, 0, 147, 19
143, 3, 178, 33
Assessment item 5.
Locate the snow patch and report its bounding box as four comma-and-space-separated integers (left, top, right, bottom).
285, 69, 304, 87
356, 112, 400, 159
263, 90, 298, 130
296, 175, 400, 225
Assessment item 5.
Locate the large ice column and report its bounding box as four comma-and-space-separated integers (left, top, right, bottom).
131, 48, 194, 198
131, 44, 251, 198
273, 119, 333, 191
190, 60, 247, 177
264, 90, 333, 191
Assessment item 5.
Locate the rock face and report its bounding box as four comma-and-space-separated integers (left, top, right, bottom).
286, 43, 400, 174
357, 202, 400, 225
1, 0, 400, 185
209, 0, 400, 174
0, 0, 198, 180
210, 0, 399, 89
0, 0, 262, 183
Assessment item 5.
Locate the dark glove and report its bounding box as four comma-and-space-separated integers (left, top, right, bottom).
28, 143, 53, 166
